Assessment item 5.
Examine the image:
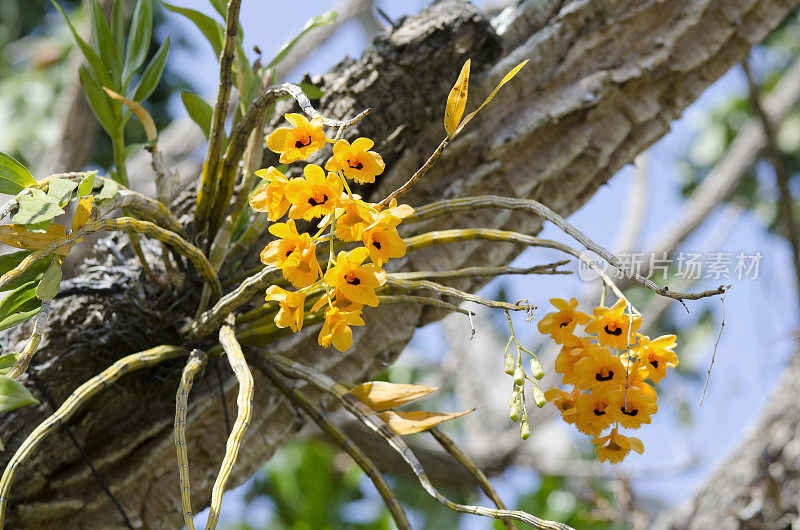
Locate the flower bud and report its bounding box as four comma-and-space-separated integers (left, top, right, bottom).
504, 354, 516, 375
532, 386, 546, 408
509, 399, 521, 422
529, 357, 544, 380
513, 365, 525, 386
520, 419, 531, 440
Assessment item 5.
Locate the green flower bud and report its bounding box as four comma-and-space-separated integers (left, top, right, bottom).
504, 354, 516, 375
530, 357, 544, 380
513, 365, 525, 386
532, 386, 546, 408
510, 400, 521, 422
520, 419, 531, 440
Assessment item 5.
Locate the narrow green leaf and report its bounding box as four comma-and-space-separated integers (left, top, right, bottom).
111, 0, 125, 61
50, 0, 113, 87
0, 305, 40, 333
46, 178, 78, 205
0, 354, 18, 376
267, 11, 337, 69
11, 189, 64, 226
131, 36, 170, 101
36, 259, 62, 301
236, 45, 255, 108
96, 178, 119, 201
89, 0, 121, 83
78, 65, 118, 136
299, 82, 324, 100
0, 376, 39, 414
0, 152, 36, 194
77, 173, 96, 197
181, 91, 213, 139
161, 2, 224, 57
208, 0, 226, 18
0, 280, 40, 326
124, 0, 153, 83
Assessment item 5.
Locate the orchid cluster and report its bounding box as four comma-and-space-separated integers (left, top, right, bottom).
539, 298, 678, 463
249, 114, 413, 351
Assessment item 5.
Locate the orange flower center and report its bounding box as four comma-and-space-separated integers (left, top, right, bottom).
621, 406, 639, 417
308, 193, 329, 207
595, 369, 614, 381
604, 324, 622, 336
345, 273, 360, 285
348, 158, 363, 170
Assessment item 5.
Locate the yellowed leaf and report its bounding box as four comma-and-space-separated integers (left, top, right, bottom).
0, 223, 71, 256
453, 59, 529, 138
71, 195, 94, 231
444, 59, 471, 137
102, 87, 158, 142
349, 381, 437, 412
378, 409, 474, 435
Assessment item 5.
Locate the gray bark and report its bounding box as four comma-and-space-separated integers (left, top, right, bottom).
653, 348, 800, 530
1, 0, 798, 528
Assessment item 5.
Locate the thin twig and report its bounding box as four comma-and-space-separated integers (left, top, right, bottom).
257, 363, 412, 529
206, 317, 253, 530
743, 59, 800, 315
378, 137, 448, 208
385, 277, 533, 312
0, 346, 185, 526
699, 288, 729, 406
391, 262, 571, 281
175, 350, 207, 530
404, 228, 726, 306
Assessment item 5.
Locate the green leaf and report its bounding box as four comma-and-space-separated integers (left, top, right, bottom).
77, 173, 96, 197
11, 189, 64, 226
0, 376, 39, 414
161, 2, 224, 57
299, 83, 324, 100
0, 354, 18, 376
267, 11, 337, 69
236, 45, 256, 108
0, 152, 36, 195
36, 259, 62, 301
96, 178, 119, 201
111, 0, 125, 61
181, 91, 213, 139
89, 0, 121, 83
46, 178, 79, 205
131, 36, 170, 101
0, 280, 41, 332
124, 0, 154, 83
50, 1, 113, 87
78, 65, 118, 136
208, 0, 226, 18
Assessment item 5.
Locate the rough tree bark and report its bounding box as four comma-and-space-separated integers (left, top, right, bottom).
1, 0, 797, 528
653, 347, 800, 530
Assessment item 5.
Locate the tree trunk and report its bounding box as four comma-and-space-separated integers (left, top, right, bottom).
653, 347, 800, 530
2, 0, 797, 527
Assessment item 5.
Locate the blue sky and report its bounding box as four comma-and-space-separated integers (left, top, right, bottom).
159, 0, 798, 525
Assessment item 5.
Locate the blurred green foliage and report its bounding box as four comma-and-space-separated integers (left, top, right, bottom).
0, 0, 189, 170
